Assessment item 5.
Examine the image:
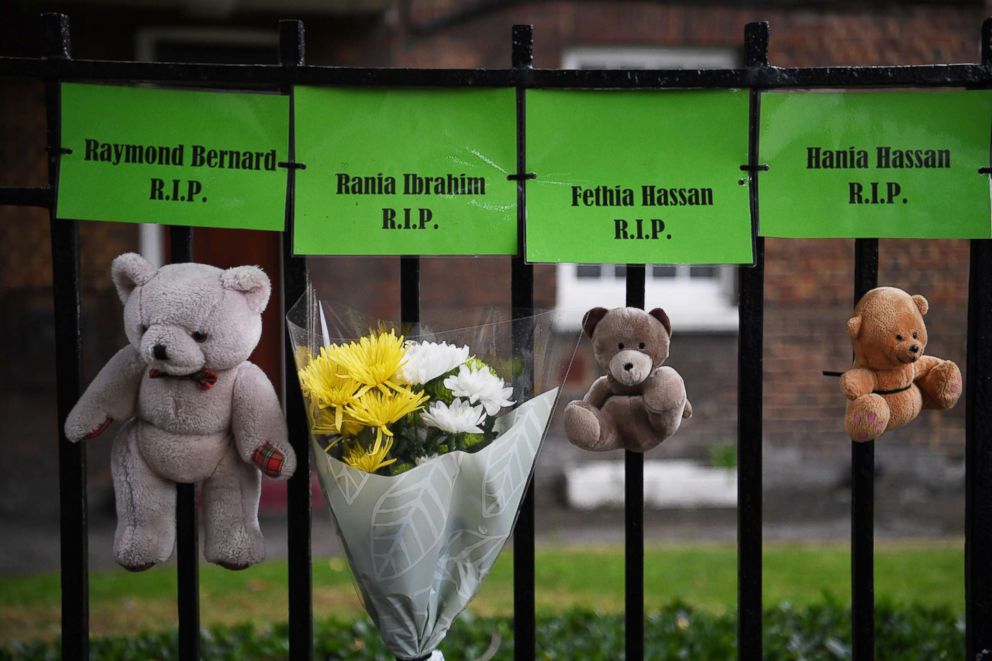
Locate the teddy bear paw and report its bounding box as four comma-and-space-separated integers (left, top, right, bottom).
564, 401, 617, 451
845, 396, 890, 442
927, 362, 962, 409
65, 409, 112, 442
205, 526, 264, 570
251, 441, 287, 479
114, 525, 174, 570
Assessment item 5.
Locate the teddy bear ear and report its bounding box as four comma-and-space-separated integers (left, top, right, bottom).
221, 266, 271, 314
111, 252, 156, 304
912, 294, 929, 316
649, 308, 672, 338
847, 316, 862, 339
581, 307, 609, 338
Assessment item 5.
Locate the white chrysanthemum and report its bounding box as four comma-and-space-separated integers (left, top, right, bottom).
414, 454, 437, 466
421, 399, 486, 434
443, 364, 514, 416
399, 341, 470, 385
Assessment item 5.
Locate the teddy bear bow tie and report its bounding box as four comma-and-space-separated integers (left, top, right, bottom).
148, 368, 219, 391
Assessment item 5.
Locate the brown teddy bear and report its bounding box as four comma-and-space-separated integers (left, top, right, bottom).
564, 306, 692, 452
841, 286, 962, 442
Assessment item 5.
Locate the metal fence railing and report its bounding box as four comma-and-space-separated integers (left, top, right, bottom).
1, 13, 991, 660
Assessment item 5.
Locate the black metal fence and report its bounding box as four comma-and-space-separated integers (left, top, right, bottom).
1, 13, 991, 661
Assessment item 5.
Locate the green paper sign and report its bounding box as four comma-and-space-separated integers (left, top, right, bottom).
759, 91, 992, 239
293, 87, 516, 256
57, 84, 289, 230
525, 90, 753, 265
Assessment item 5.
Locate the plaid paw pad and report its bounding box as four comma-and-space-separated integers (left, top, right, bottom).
252, 442, 284, 478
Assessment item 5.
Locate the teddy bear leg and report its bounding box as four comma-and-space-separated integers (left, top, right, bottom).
918, 360, 963, 410
202, 446, 264, 570
845, 394, 891, 442
642, 366, 688, 436
111, 421, 176, 571
564, 400, 620, 451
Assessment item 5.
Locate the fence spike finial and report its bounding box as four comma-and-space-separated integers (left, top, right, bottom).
744, 21, 769, 68
279, 19, 305, 67
981, 17, 992, 66
41, 12, 71, 60
511, 24, 533, 69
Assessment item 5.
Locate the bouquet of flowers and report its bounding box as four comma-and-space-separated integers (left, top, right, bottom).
297, 328, 515, 475
287, 291, 576, 660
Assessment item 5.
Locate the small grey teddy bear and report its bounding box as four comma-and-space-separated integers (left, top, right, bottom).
65, 253, 295, 571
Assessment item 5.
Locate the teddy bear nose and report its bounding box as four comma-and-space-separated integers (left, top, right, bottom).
909, 344, 920, 353
152, 344, 169, 360
624, 362, 634, 371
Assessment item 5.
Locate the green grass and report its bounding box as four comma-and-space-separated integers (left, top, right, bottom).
0, 540, 964, 643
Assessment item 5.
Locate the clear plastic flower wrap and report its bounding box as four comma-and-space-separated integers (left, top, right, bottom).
287, 288, 578, 660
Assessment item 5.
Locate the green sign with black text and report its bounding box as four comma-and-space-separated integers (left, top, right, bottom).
525, 90, 753, 264
759, 91, 992, 239
57, 83, 289, 230
293, 87, 517, 255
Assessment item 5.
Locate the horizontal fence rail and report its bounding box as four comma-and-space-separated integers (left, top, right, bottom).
5, 57, 992, 89
1, 12, 991, 661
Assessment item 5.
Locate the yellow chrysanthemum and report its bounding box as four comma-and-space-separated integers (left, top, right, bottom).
345, 388, 429, 444
342, 437, 396, 473
298, 346, 359, 431
333, 330, 409, 396
308, 402, 364, 438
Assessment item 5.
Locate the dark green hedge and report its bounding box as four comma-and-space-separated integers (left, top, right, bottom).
1, 602, 963, 660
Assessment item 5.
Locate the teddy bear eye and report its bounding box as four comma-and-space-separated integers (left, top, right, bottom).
896, 334, 904, 341
638, 342, 646, 349
912, 331, 918, 339
192, 331, 208, 343
617, 343, 625, 350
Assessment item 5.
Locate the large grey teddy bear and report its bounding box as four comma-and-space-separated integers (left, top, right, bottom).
65, 253, 295, 571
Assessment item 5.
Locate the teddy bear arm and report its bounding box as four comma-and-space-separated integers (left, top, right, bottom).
232, 363, 295, 480
65, 345, 145, 442
583, 376, 613, 408
840, 368, 877, 400
911, 355, 943, 380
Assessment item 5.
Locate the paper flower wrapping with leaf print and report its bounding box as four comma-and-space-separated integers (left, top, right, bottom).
287, 290, 578, 660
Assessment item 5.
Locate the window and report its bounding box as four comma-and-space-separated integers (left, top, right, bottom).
555, 47, 740, 332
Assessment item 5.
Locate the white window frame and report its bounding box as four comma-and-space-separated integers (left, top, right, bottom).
563, 47, 740, 71
555, 47, 741, 332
